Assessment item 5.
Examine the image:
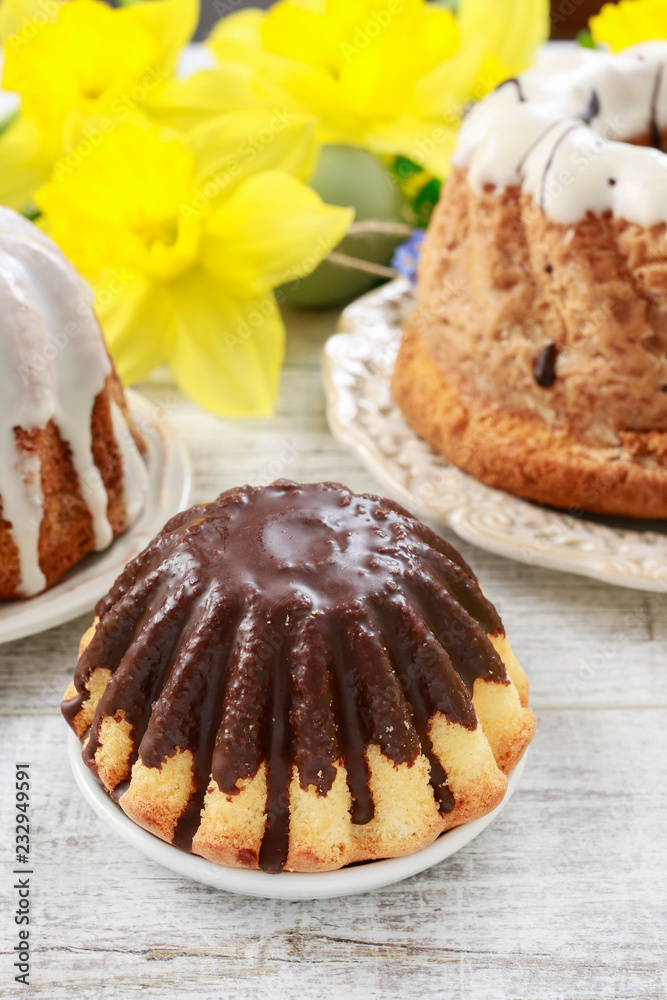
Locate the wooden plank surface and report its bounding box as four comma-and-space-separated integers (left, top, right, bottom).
1, 303, 666, 1000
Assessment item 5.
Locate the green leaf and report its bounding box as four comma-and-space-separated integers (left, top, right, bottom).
0, 108, 19, 137
413, 177, 441, 227
392, 155, 423, 180
576, 28, 596, 49
21, 204, 42, 222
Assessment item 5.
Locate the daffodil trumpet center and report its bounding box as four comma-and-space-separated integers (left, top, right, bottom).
131, 208, 202, 282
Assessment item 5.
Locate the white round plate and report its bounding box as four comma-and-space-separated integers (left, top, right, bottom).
0, 390, 191, 644
323, 279, 667, 593
67, 730, 527, 901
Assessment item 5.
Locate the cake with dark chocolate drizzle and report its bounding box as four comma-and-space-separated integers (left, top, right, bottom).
62, 481, 535, 873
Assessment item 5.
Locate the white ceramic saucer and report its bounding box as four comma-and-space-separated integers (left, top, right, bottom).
323, 279, 667, 593
0, 390, 191, 644
67, 729, 527, 901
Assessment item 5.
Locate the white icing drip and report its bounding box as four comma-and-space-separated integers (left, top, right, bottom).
453, 41, 667, 226
0, 250, 55, 595
0, 212, 116, 596
17, 451, 45, 593
0, 442, 47, 597
109, 401, 148, 528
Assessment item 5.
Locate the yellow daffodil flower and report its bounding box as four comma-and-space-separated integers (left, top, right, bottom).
36, 114, 352, 416
591, 0, 667, 50
150, 0, 549, 178
0, 0, 199, 210
0, 0, 62, 41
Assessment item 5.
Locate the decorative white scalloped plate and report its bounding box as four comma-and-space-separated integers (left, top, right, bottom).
323, 279, 667, 593
67, 730, 527, 901
0, 390, 191, 644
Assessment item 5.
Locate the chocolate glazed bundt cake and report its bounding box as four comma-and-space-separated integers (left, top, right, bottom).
63, 481, 535, 874
0, 207, 148, 599
393, 42, 667, 518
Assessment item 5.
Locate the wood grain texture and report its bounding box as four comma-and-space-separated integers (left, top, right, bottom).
1, 304, 666, 1000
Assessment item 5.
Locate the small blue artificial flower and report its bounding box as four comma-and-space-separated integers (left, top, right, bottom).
391, 229, 425, 284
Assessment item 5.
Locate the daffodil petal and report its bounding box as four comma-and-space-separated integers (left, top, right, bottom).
0, 0, 62, 42
170, 269, 285, 417
2, 0, 168, 139
337, 2, 458, 120
591, 0, 667, 51
207, 7, 265, 59
189, 109, 318, 194
121, 0, 200, 74
37, 117, 198, 280
144, 65, 266, 131
0, 116, 52, 211
172, 10, 307, 130
457, 0, 549, 77
364, 114, 458, 177
93, 269, 175, 385
415, 0, 548, 118
210, 6, 331, 122
205, 0, 547, 178
414, 32, 486, 117
200, 169, 353, 297
262, 1, 338, 70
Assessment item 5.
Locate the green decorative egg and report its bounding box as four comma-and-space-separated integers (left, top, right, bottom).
281, 144, 406, 309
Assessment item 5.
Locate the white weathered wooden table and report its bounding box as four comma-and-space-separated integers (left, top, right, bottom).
1, 303, 666, 1000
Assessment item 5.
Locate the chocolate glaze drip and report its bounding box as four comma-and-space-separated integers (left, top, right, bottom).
402, 571, 507, 692
110, 780, 130, 804
393, 510, 479, 583
581, 88, 600, 125
288, 616, 340, 796
381, 598, 483, 814
83, 590, 195, 778
540, 123, 582, 209
144, 595, 239, 852
497, 77, 526, 102
211, 616, 278, 796
516, 120, 562, 179
341, 614, 420, 767
257, 620, 293, 873
61, 691, 86, 727
419, 545, 502, 634
62, 481, 507, 873
328, 619, 375, 825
